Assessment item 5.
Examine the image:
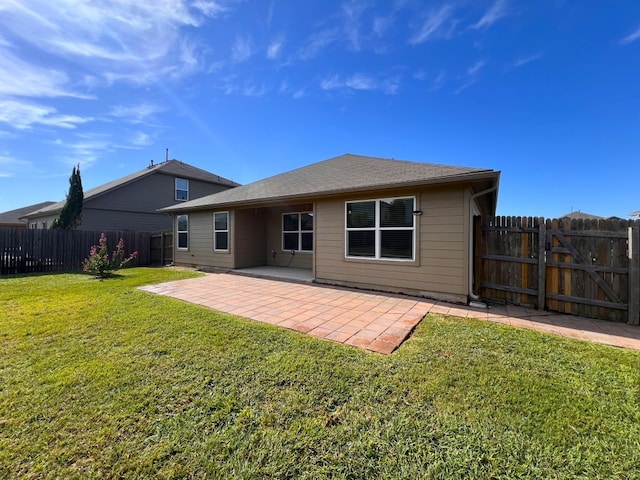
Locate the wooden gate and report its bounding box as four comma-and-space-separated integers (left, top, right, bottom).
476, 216, 640, 324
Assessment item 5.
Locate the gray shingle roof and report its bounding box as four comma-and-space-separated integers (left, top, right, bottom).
24, 160, 239, 217
0, 201, 56, 226
161, 153, 499, 212
561, 211, 604, 220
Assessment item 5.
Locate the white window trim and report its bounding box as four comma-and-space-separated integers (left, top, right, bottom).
213, 211, 229, 252
282, 211, 313, 253
175, 178, 189, 202
176, 214, 189, 250
344, 196, 416, 262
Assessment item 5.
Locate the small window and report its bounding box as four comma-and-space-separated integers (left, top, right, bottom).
345, 197, 415, 261
41, 221, 47, 229
176, 178, 189, 201
282, 212, 313, 252
30, 223, 38, 229
177, 214, 188, 250
213, 211, 229, 252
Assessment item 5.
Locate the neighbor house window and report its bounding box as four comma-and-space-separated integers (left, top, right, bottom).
282, 212, 313, 252
345, 197, 415, 260
213, 211, 229, 252
41, 221, 47, 229
175, 178, 189, 201
30, 223, 37, 229
177, 215, 188, 250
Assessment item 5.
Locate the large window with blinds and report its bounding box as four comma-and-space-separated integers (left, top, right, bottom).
345, 197, 415, 261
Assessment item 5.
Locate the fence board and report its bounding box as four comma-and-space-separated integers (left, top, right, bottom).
0, 229, 152, 275
478, 216, 640, 323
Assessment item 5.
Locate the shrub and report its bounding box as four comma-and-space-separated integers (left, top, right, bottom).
83, 233, 138, 278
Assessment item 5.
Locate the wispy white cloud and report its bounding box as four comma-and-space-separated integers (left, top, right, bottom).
471, 0, 509, 30
267, 37, 285, 59
342, 1, 368, 52
0, 152, 31, 178
110, 103, 164, 124
232, 35, 254, 62
54, 133, 115, 169
620, 25, 640, 45
373, 15, 393, 38
0, 100, 93, 130
512, 52, 543, 68
430, 70, 446, 91
243, 83, 268, 97
130, 131, 154, 146
192, 0, 227, 17
0, 0, 226, 87
320, 73, 400, 95
299, 28, 340, 59
0, 49, 93, 99
467, 60, 485, 75
456, 60, 485, 94
409, 4, 456, 45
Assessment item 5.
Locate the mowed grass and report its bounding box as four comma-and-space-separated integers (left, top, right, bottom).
1, 268, 639, 479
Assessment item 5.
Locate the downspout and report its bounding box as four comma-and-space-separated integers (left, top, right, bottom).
468, 186, 498, 303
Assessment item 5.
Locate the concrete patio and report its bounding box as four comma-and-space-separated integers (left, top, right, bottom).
139, 272, 640, 354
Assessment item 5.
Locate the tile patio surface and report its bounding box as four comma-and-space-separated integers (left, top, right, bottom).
139, 273, 640, 354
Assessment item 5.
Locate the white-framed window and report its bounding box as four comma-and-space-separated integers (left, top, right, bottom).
282, 212, 313, 252
213, 211, 229, 252
41, 221, 47, 229
30, 223, 37, 229
177, 214, 189, 250
175, 178, 189, 201
345, 197, 415, 261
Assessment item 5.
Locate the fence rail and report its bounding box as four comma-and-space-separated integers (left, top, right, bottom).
476, 216, 640, 325
0, 229, 154, 275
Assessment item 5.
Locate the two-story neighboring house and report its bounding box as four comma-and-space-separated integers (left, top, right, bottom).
22, 160, 239, 232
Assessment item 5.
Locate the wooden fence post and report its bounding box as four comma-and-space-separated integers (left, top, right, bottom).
537, 219, 546, 311
628, 227, 640, 326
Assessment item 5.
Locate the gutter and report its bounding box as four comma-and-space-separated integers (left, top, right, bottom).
468, 185, 498, 303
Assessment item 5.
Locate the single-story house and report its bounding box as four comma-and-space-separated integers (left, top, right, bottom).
21, 160, 239, 231
160, 154, 500, 304
0, 201, 56, 229
561, 211, 604, 220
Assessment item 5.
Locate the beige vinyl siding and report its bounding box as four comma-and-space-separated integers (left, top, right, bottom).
173, 211, 234, 269
26, 213, 58, 229
234, 208, 267, 268
264, 205, 313, 269
314, 186, 469, 302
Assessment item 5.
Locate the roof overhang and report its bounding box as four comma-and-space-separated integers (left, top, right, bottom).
160, 170, 501, 214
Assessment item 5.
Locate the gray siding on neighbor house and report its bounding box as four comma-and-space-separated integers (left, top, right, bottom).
87, 172, 231, 214
29, 171, 234, 232
79, 209, 173, 232
313, 186, 470, 303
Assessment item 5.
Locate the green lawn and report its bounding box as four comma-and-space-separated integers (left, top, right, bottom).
1, 268, 639, 479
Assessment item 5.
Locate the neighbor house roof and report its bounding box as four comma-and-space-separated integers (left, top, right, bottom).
160, 153, 500, 213
561, 211, 605, 220
22, 160, 240, 218
0, 201, 56, 226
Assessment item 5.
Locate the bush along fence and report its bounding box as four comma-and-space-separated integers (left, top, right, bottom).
0, 229, 158, 275
475, 216, 640, 325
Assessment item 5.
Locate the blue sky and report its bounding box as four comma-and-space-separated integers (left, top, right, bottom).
0, 0, 638, 218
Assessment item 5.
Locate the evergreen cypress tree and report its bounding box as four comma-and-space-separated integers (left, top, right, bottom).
52, 165, 84, 230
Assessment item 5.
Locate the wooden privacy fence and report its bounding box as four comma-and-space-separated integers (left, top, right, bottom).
0, 229, 152, 275
475, 216, 640, 324
150, 231, 173, 266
